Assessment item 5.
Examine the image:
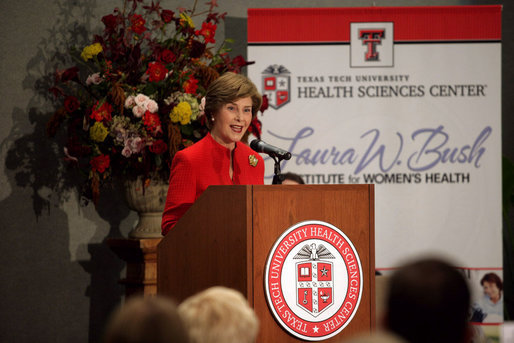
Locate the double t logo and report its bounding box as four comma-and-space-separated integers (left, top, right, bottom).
358, 29, 385, 61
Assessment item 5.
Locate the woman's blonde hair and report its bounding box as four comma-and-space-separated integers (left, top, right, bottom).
178, 286, 259, 343
204, 72, 262, 129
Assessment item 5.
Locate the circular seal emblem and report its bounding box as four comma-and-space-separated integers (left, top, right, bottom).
264, 220, 363, 341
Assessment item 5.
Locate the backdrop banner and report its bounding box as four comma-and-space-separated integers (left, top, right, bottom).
247, 6, 502, 276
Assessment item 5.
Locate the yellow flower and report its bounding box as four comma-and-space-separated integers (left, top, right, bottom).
170, 101, 192, 125
81, 42, 103, 61
179, 13, 194, 28
90, 121, 109, 142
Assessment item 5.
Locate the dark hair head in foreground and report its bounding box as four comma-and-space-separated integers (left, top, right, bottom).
385, 258, 471, 343
282, 172, 305, 185
104, 295, 189, 343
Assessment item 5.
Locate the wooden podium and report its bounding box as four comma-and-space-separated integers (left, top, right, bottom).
158, 184, 374, 342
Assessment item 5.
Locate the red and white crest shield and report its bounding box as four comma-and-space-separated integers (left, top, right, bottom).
262, 65, 290, 109
296, 253, 334, 316
264, 221, 363, 341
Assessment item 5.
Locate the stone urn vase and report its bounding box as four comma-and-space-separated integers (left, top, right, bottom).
123, 177, 169, 238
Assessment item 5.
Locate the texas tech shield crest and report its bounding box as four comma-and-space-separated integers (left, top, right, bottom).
295, 244, 335, 316
264, 221, 363, 341
262, 65, 290, 109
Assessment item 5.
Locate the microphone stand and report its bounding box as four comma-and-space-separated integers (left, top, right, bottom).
271, 155, 286, 185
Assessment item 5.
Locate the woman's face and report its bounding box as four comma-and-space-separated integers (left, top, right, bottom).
210, 97, 253, 148
483, 281, 501, 300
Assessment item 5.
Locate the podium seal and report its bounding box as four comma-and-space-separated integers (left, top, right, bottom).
264, 220, 363, 341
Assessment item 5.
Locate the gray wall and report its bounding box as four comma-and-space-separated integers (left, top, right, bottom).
0, 0, 510, 342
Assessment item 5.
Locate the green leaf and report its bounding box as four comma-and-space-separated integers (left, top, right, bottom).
143, 83, 157, 95
181, 124, 193, 136
155, 154, 162, 167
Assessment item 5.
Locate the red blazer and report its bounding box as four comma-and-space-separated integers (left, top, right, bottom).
161, 133, 264, 235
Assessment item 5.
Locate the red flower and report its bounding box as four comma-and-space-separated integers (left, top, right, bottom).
49, 86, 64, 98
102, 14, 118, 32
228, 55, 253, 73
129, 14, 147, 34
64, 96, 80, 113
90, 101, 113, 122
159, 49, 176, 64
143, 111, 162, 132
149, 139, 168, 154
189, 40, 206, 58
260, 94, 269, 113
248, 117, 262, 140
62, 66, 79, 82
183, 76, 199, 94
161, 9, 174, 23
205, 0, 218, 11
90, 154, 110, 173
146, 61, 168, 82
195, 22, 217, 44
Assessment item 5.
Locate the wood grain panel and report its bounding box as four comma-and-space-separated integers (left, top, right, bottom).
158, 185, 251, 302
252, 185, 374, 342
158, 184, 374, 342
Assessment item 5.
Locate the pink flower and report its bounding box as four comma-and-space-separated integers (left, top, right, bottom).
146, 99, 158, 113
125, 136, 145, 154
124, 95, 136, 109
121, 146, 132, 157
86, 72, 103, 85
135, 94, 149, 107
199, 96, 206, 117
63, 147, 78, 163
132, 105, 145, 118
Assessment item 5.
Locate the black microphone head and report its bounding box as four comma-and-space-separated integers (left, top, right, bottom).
250, 139, 262, 152
250, 139, 291, 160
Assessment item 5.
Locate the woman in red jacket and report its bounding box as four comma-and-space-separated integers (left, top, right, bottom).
161, 72, 264, 235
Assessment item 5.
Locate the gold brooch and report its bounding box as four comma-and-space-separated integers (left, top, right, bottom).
248, 155, 258, 167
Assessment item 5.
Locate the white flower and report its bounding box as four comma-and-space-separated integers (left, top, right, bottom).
86, 72, 103, 85
126, 136, 144, 153
199, 96, 206, 117
132, 105, 145, 118
146, 99, 158, 113
63, 147, 78, 162
135, 93, 149, 107
124, 95, 136, 109
121, 146, 132, 157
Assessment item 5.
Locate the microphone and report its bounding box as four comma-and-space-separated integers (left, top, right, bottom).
250, 139, 292, 160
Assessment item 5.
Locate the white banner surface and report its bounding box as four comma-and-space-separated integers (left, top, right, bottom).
247, 6, 502, 269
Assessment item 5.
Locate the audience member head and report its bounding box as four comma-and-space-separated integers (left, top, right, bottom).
104, 295, 189, 343
384, 257, 471, 343
282, 172, 305, 185
178, 286, 259, 343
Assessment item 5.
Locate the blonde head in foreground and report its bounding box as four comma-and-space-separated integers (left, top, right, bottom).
178, 286, 259, 343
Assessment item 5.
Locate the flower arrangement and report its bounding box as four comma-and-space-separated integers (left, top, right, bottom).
47, 0, 265, 203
